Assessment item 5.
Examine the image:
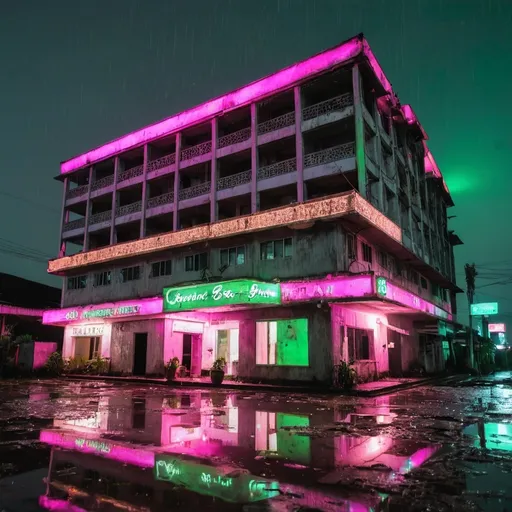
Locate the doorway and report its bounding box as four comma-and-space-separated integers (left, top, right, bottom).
133, 333, 148, 376
182, 334, 192, 371
216, 329, 239, 375
387, 329, 402, 377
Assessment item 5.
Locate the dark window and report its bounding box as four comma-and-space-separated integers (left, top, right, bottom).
67, 275, 87, 290
420, 277, 428, 290
347, 327, 372, 360
408, 268, 419, 285
347, 234, 356, 260
93, 271, 111, 287
378, 251, 388, 269
185, 252, 208, 272
361, 242, 373, 264
431, 282, 440, 297
220, 246, 246, 267
151, 259, 172, 278
260, 238, 292, 260
121, 266, 141, 282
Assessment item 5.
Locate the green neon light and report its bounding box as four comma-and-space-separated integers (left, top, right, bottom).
82, 306, 140, 319
376, 277, 387, 296
163, 279, 281, 312
154, 456, 279, 503
470, 302, 498, 316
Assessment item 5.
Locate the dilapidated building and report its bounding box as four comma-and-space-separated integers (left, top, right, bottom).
43, 34, 462, 383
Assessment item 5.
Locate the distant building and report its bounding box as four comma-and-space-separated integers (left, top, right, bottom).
0, 272, 62, 344
43, 33, 462, 382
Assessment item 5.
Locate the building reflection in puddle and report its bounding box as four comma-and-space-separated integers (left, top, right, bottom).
38, 391, 439, 510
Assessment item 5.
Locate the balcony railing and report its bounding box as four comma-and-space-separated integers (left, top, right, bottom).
257, 111, 295, 136
181, 141, 212, 162
304, 142, 355, 168
89, 211, 112, 225
257, 157, 296, 180
147, 192, 174, 209
63, 218, 85, 232
147, 154, 176, 173
67, 185, 88, 199
91, 175, 114, 192
217, 170, 252, 191
302, 93, 353, 121
179, 182, 211, 201
117, 164, 143, 183
218, 127, 251, 149
116, 201, 142, 217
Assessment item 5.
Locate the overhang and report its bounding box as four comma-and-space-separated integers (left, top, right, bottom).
0, 304, 46, 318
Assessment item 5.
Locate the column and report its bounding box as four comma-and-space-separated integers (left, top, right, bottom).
250, 102, 259, 213
173, 133, 182, 231
110, 157, 122, 245
407, 150, 425, 256
140, 144, 151, 239
352, 64, 367, 198
388, 119, 400, 224
83, 166, 94, 251
374, 100, 385, 210
294, 86, 304, 203
58, 177, 69, 255
210, 118, 218, 222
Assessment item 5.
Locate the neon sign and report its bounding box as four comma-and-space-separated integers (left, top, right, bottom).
75, 438, 111, 453
470, 302, 498, 316
489, 323, 506, 333
155, 455, 279, 503
163, 279, 281, 312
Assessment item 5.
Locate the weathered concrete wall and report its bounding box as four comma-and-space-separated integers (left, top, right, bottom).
387, 314, 421, 373
206, 305, 332, 383
331, 304, 389, 378
110, 319, 164, 376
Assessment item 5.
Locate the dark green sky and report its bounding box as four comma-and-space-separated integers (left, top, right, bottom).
1, 0, 511, 326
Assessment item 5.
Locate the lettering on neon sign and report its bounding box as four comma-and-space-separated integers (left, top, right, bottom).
75, 438, 111, 454
163, 280, 281, 312
82, 306, 140, 319
72, 325, 105, 337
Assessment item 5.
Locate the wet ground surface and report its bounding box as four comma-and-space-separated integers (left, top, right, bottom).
0, 374, 511, 511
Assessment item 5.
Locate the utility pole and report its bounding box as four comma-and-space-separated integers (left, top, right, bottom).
465, 263, 477, 368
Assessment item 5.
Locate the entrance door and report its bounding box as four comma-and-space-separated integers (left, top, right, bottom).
182, 334, 192, 370
387, 329, 402, 377
133, 333, 148, 376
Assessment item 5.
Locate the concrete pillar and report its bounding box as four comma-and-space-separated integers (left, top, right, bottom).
388, 119, 400, 224
210, 118, 218, 222
407, 149, 425, 255
250, 102, 258, 213
83, 166, 94, 251
110, 157, 122, 245
352, 64, 367, 198
373, 100, 385, 210
173, 133, 182, 231
58, 177, 69, 255
140, 144, 151, 239
294, 86, 304, 203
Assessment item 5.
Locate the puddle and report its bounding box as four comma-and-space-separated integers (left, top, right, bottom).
0, 380, 511, 510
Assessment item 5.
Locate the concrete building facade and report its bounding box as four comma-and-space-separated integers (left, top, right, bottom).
43, 34, 462, 383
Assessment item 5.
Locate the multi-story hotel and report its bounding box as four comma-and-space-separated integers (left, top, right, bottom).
43, 33, 462, 383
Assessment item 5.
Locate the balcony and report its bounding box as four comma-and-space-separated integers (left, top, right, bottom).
304, 142, 355, 169
302, 93, 353, 122
147, 154, 176, 175
91, 175, 114, 192
117, 164, 144, 185
66, 185, 88, 201
217, 170, 252, 191
180, 141, 212, 164
257, 158, 296, 181
218, 127, 251, 149
147, 192, 174, 209
62, 218, 85, 233
257, 112, 295, 136
179, 182, 211, 202
89, 211, 112, 225
115, 201, 142, 218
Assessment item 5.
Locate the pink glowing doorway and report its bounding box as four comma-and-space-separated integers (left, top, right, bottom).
181, 333, 202, 377
387, 329, 403, 377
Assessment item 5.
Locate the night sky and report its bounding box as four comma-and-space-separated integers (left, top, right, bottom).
1, 0, 511, 328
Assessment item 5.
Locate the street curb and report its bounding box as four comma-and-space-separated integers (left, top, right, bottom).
60, 373, 469, 396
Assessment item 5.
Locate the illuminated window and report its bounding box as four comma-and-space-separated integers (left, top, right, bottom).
93, 271, 111, 287
347, 327, 372, 360
67, 275, 87, 290
260, 238, 292, 260
185, 252, 208, 272
256, 318, 309, 366
220, 246, 245, 267
89, 337, 101, 359
121, 265, 141, 282
151, 259, 172, 278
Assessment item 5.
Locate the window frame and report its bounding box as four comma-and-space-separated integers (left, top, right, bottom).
151, 259, 172, 278
361, 242, 373, 264
120, 265, 141, 283
260, 238, 293, 261
93, 271, 111, 287
185, 252, 209, 272
220, 245, 246, 267
67, 275, 87, 290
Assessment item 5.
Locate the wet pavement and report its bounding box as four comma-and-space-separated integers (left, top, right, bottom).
0, 375, 511, 511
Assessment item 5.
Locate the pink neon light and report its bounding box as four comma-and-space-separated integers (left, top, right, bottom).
407, 445, 439, 470
383, 281, 452, 321
40, 430, 155, 468
0, 304, 45, 317
361, 39, 393, 96
281, 275, 374, 303
39, 496, 87, 512
61, 37, 364, 174
42, 296, 163, 325
489, 323, 506, 333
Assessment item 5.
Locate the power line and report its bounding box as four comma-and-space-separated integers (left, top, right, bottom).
0, 190, 60, 215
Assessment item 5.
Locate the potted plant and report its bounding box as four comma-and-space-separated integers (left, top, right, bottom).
335, 360, 357, 390
210, 357, 226, 386
165, 357, 180, 382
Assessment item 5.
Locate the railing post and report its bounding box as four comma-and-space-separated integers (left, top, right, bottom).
352, 64, 367, 198
173, 133, 182, 231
